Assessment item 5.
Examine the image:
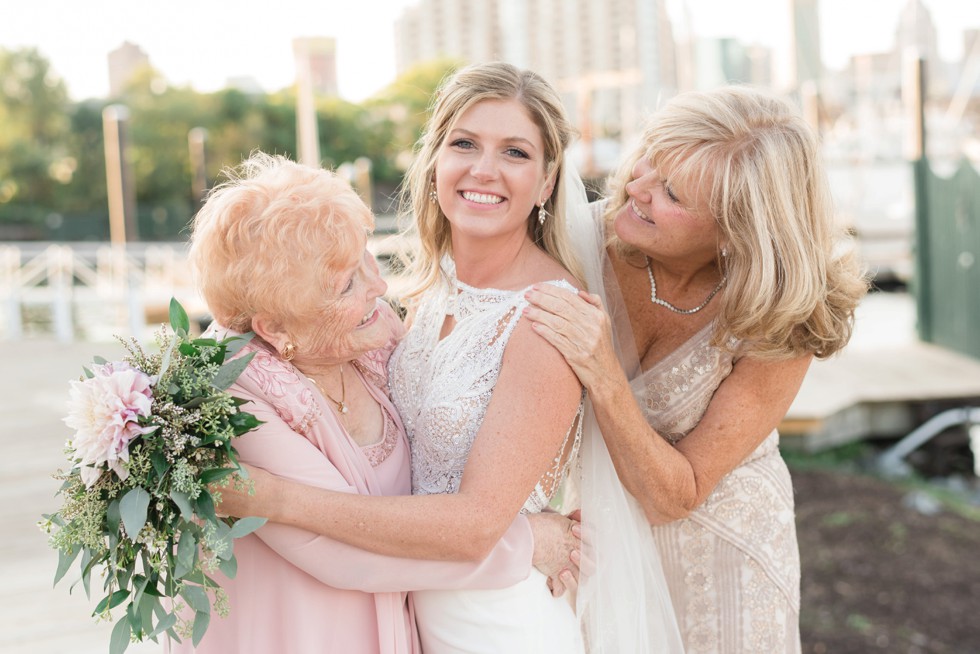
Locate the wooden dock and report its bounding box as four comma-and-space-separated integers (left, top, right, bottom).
780, 293, 980, 450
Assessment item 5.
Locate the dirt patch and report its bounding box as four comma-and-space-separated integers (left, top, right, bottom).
793, 467, 980, 653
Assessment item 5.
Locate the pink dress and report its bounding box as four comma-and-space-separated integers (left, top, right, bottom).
168, 302, 534, 654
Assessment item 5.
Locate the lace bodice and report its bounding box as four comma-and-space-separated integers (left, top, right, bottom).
389, 276, 583, 514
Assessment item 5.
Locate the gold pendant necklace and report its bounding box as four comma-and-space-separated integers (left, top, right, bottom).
308, 366, 348, 415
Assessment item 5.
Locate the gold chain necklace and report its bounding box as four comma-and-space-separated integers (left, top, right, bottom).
645, 256, 726, 315
308, 366, 348, 415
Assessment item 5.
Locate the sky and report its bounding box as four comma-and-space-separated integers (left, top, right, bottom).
2, 0, 979, 103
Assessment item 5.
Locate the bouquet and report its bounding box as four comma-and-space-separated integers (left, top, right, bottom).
39, 299, 265, 654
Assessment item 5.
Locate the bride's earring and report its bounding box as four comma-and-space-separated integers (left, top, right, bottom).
429, 182, 438, 205
538, 199, 549, 225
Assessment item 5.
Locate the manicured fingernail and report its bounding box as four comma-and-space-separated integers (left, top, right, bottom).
571, 550, 581, 564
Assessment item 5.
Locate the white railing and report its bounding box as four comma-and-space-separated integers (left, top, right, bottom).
0, 242, 201, 342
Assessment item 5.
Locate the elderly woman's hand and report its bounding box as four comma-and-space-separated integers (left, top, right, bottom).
211, 463, 279, 519
527, 510, 581, 598
523, 284, 619, 393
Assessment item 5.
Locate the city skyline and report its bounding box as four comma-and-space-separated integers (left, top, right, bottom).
2, 0, 980, 102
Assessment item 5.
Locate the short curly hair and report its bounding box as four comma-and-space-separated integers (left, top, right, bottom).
189, 152, 374, 331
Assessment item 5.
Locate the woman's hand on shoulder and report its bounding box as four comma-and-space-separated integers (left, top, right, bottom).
522, 284, 620, 393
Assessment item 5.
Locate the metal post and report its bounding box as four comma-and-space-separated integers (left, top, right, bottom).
294, 48, 320, 167
103, 105, 139, 245
188, 127, 209, 206
1, 246, 23, 339
354, 157, 373, 210
50, 245, 73, 342
903, 50, 930, 341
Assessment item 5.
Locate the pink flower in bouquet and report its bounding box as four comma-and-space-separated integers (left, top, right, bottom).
64, 363, 158, 487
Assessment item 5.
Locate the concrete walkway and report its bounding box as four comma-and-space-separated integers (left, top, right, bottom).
0, 339, 160, 653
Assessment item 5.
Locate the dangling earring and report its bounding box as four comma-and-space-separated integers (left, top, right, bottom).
281, 342, 296, 361
538, 200, 549, 225
429, 182, 438, 205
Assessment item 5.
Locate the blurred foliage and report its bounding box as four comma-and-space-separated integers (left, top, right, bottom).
0, 48, 456, 240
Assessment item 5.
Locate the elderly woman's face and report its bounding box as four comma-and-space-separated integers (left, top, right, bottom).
290, 248, 389, 364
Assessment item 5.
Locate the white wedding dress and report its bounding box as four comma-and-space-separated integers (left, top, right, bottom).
388, 273, 584, 654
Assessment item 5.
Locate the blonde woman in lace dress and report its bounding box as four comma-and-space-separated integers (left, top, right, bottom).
526, 86, 869, 652
216, 62, 646, 653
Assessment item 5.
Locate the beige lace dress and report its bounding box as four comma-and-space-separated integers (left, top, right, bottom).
633, 320, 802, 653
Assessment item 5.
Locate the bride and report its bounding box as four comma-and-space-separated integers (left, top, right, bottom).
219, 62, 682, 653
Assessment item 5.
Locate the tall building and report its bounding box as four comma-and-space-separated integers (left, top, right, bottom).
790, 0, 822, 89
292, 37, 340, 97
393, 0, 677, 172
107, 41, 150, 97
895, 0, 945, 94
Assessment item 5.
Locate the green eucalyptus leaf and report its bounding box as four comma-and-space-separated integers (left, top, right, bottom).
228, 517, 266, 540
80, 548, 94, 598
131, 574, 150, 610
175, 531, 197, 579
106, 499, 121, 534
142, 583, 164, 598
109, 616, 132, 654
229, 411, 262, 435
217, 554, 238, 579
94, 589, 130, 615
119, 487, 150, 538
222, 332, 255, 359
169, 490, 193, 520
181, 585, 210, 613
138, 592, 155, 637
126, 600, 140, 633
93, 355, 108, 365
192, 610, 211, 646
212, 520, 233, 560
54, 546, 81, 586
181, 396, 209, 409
82, 366, 94, 379
211, 352, 256, 391
149, 611, 177, 639
150, 451, 170, 479
169, 298, 190, 335
199, 467, 236, 485
194, 491, 217, 525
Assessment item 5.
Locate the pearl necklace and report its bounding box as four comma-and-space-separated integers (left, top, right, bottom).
308, 366, 348, 415
645, 257, 726, 315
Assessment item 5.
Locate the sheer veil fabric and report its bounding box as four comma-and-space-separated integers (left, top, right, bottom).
561, 163, 685, 653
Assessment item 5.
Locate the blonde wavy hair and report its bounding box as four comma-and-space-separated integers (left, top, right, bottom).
606, 85, 868, 359
398, 62, 581, 301
189, 152, 374, 332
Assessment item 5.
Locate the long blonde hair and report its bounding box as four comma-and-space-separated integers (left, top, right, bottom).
398, 62, 581, 302
606, 86, 868, 359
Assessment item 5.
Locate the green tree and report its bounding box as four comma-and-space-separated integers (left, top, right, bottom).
0, 47, 72, 228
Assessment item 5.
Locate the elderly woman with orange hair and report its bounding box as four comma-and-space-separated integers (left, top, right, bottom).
169, 152, 577, 654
